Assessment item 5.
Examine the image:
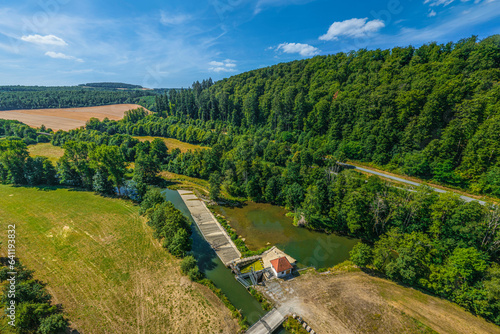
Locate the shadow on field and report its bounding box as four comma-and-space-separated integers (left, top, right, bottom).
34, 185, 58, 191
10, 185, 58, 192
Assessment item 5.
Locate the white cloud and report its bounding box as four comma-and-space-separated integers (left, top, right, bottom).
424, 0, 455, 6
160, 11, 191, 25
276, 42, 320, 57
209, 60, 224, 67
45, 51, 83, 62
21, 34, 67, 46
208, 59, 237, 72
424, 0, 488, 6
319, 18, 385, 41
428, 9, 437, 16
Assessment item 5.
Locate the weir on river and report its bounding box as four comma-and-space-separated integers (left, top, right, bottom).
178, 190, 241, 265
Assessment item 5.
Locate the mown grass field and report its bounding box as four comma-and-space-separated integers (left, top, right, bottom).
0, 185, 238, 334
28, 143, 65, 164
134, 136, 209, 153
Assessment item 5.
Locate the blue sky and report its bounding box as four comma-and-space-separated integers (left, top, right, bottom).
0, 0, 499, 88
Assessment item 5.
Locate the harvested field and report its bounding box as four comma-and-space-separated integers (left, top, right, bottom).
0, 104, 148, 131
0, 185, 238, 334
257, 266, 500, 334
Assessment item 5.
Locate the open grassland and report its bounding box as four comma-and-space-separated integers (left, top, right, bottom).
0, 104, 148, 131
28, 143, 65, 164
258, 265, 500, 334
0, 185, 238, 334
134, 136, 209, 153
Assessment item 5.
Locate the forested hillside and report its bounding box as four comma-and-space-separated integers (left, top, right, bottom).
156, 35, 500, 196
0, 86, 157, 111
78, 82, 144, 89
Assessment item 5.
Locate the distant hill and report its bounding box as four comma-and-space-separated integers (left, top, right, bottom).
79, 82, 144, 89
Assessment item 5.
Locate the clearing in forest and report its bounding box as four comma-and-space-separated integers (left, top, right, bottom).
134, 136, 209, 153
28, 143, 65, 164
0, 104, 148, 131
0, 185, 238, 334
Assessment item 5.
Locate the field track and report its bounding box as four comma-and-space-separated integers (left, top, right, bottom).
0, 104, 148, 131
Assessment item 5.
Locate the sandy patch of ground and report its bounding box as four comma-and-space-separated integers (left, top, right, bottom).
256, 269, 500, 334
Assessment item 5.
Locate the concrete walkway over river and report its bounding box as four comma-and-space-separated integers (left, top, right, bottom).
178, 190, 241, 265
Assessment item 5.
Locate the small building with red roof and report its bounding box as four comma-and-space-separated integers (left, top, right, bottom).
270, 256, 293, 278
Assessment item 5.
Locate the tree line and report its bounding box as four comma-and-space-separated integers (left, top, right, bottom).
0, 86, 156, 111
0, 260, 68, 333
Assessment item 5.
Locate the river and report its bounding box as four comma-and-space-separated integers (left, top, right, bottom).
163, 189, 269, 326
214, 203, 359, 269
164, 189, 358, 332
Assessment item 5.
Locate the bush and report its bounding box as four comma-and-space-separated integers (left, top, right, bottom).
180, 256, 197, 274
188, 267, 202, 281
349, 242, 373, 267
39, 313, 69, 334
139, 187, 165, 215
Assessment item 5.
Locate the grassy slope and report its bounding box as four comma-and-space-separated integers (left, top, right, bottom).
258, 266, 500, 334
134, 136, 209, 153
28, 143, 64, 164
0, 185, 238, 334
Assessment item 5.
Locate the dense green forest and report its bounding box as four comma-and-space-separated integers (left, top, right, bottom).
1, 35, 500, 326
156, 35, 500, 197
0, 86, 157, 111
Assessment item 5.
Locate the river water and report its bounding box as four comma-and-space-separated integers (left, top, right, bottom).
164, 189, 358, 332
214, 203, 360, 269
163, 189, 269, 325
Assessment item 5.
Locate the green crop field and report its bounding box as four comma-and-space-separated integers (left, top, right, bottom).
0, 185, 238, 334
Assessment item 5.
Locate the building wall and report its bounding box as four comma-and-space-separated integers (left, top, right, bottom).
271, 267, 291, 278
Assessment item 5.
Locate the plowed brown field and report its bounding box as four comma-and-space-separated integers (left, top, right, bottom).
0, 104, 148, 131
